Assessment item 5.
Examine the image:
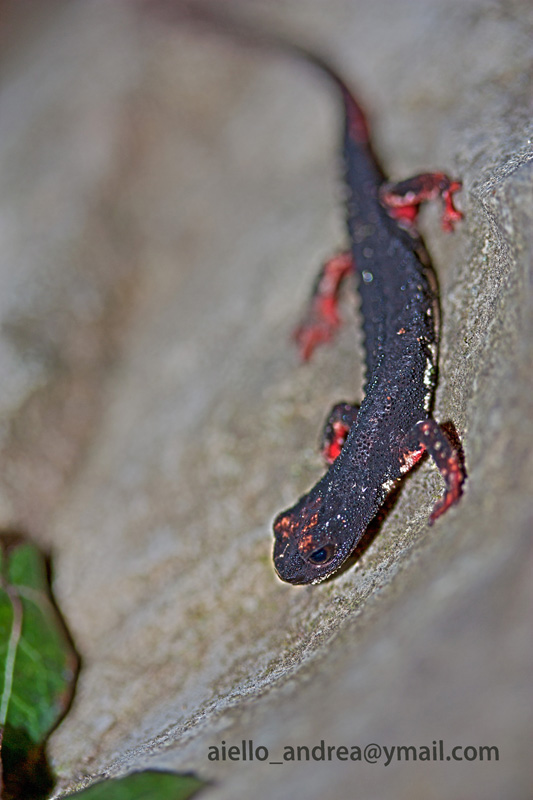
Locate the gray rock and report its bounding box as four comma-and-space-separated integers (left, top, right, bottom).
0, 2, 530, 799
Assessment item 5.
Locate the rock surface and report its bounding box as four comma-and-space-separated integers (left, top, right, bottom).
0, 1, 531, 799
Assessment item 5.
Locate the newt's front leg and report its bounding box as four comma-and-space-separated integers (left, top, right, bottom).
320, 401, 360, 464
380, 172, 462, 232
401, 419, 465, 523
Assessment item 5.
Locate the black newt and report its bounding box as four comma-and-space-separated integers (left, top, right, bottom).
272, 50, 465, 584
146, 3, 465, 585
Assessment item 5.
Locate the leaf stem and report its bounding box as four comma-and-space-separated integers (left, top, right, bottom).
0, 585, 23, 729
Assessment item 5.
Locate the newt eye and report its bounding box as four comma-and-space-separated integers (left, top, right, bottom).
307, 545, 335, 566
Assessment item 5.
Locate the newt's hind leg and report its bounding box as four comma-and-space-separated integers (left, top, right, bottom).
401, 419, 464, 523
293, 251, 354, 361
380, 172, 462, 232
321, 401, 360, 464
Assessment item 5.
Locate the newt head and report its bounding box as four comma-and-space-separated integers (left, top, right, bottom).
272, 488, 360, 585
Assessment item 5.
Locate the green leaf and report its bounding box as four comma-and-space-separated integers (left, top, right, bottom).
63, 770, 206, 799
0, 534, 77, 797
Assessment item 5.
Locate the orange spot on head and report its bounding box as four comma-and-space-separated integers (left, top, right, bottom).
274, 514, 297, 539
298, 532, 320, 555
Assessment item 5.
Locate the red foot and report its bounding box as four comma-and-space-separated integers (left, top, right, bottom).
401, 419, 465, 524
293, 251, 354, 361
380, 172, 463, 232
428, 458, 463, 523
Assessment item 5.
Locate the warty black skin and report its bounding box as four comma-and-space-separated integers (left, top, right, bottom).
273, 68, 445, 585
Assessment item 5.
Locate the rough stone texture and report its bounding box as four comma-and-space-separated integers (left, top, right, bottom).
0, 1, 531, 799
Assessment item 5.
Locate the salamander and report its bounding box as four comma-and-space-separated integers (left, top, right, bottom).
147, 2, 466, 585
272, 51, 465, 584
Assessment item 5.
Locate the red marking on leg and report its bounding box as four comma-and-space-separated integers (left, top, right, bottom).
323, 421, 351, 464
400, 446, 425, 474
293, 299, 339, 361
293, 251, 354, 361
386, 204, 420, 227
380, 172, 463, 232
441, 181, 463, 232
403, 419, 465, 523
428, 453, 463, 523
321, 402, 359, 464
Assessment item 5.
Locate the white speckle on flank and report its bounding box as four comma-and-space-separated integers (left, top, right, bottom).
423, 357, 434, 389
